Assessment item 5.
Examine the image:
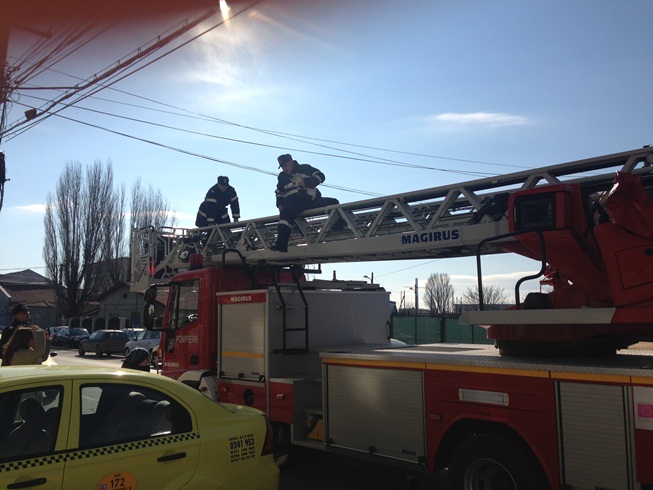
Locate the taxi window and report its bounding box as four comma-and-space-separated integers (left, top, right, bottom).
0, 386, 63, 462
167, 279, 200, 331
79, 383, 192, 448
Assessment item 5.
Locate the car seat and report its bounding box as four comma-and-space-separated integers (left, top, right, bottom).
92, 391, 145, 444
0, 398, 51, 459
148, 400, 172, 436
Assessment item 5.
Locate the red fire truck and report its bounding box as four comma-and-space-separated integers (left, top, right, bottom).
132, 147, 653, 489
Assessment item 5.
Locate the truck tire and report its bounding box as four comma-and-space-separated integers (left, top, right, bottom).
449, 433, 548, 490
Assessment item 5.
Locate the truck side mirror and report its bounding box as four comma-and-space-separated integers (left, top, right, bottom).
144, 303, 156, 330
143, 285, 159, 330
144, 285, 158, 303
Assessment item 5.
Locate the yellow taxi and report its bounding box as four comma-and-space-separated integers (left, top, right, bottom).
0, 366, 279, 490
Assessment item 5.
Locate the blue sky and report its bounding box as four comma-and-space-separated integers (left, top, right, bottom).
1, 0, 652, 307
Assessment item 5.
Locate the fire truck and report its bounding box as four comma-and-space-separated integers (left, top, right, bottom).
132, 147, 653, 490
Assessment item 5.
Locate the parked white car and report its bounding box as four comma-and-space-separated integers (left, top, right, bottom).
124, 329, 161, 358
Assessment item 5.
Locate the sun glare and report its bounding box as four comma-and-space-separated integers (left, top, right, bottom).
219, 1, 231, 21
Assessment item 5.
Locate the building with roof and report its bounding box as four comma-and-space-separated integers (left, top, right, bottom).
1, 267, 167, 333
0, 269, 58, 327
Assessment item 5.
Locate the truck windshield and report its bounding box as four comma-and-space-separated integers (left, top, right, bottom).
167, 279, 200, 331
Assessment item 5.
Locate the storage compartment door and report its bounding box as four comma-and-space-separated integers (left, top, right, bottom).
326, 365, 425, 464
218, 292, 267, 381
558, 381, 634, 490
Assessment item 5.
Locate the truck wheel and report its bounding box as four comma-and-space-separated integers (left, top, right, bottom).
449, 433, 548, 490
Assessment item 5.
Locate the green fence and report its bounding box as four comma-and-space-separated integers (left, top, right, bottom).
391, 316, 493, 346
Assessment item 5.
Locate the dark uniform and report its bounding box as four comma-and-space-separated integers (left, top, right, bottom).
272, 154, 339, 252
0, 303, 30, 360
195, 176, 240, 227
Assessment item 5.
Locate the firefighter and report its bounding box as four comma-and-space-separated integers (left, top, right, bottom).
195, 176, 240, 227
271, 154, 339, 252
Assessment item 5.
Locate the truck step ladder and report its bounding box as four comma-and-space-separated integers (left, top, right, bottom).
270, 269, 310, 355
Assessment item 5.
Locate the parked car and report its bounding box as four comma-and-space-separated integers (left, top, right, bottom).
124, 329, 161, 358
78, 329, 129, 358
52, 327, 89, 348
0, 366, 278, 490
47, 326, 62, 341
122, 328, 144, 341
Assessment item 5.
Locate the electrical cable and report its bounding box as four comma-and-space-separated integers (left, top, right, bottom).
2, 1, 525, 180
1, 0, 529, 208
21, 105, 382, 197
2, 2, 254, 138
11, 94, 498, 178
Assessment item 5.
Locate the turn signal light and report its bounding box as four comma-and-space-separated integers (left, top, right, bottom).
189, 254, 203, 270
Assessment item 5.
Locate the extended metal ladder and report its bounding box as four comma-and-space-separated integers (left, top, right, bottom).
131, 147, 653, 292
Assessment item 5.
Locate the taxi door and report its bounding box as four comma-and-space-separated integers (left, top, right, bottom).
62, 380, 201, 490
0, 381, 72, 490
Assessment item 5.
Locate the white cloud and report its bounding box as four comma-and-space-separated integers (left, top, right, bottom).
171, 211, 197, 227
16, 204, 46, 213
448, 271, 541, 303
428, 112, 529, 127
451, 271, 536, 287
394, 112, 531, 136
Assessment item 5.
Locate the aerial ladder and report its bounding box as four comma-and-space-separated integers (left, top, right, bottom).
132, 146, 653, 288
131, 146, 653, 355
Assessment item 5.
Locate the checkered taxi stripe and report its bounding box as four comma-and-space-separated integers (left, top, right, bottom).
0, 432, 200, 473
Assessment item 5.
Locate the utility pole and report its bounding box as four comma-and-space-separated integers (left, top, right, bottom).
0, 9, 10, 212
414, 277, 418, 344
414, 277, 418, 314
0, 6, 10, 144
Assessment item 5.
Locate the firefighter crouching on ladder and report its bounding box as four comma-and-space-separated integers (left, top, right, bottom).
195, 175, 240, 227
271, 154, 339, 252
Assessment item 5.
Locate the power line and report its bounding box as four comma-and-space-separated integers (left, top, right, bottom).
26, 106, 381, 197
2, 7, 218, 138
2, 1, 528, 177
2, 2, 261, 140
82, 90, 528, 171
377, 259, 440, 278
13, 94, 498, 179
5, 57, 526, 173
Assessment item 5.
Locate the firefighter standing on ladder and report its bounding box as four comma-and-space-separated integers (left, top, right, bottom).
195, 176, 240, 227
271, 154, 339, 252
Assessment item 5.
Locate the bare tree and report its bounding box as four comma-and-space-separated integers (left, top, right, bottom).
130, 177, 175, 230
103, 182, 128, 285
460, 285, 510, 309
43, 160, 122, 318
423, 272, 455, 316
